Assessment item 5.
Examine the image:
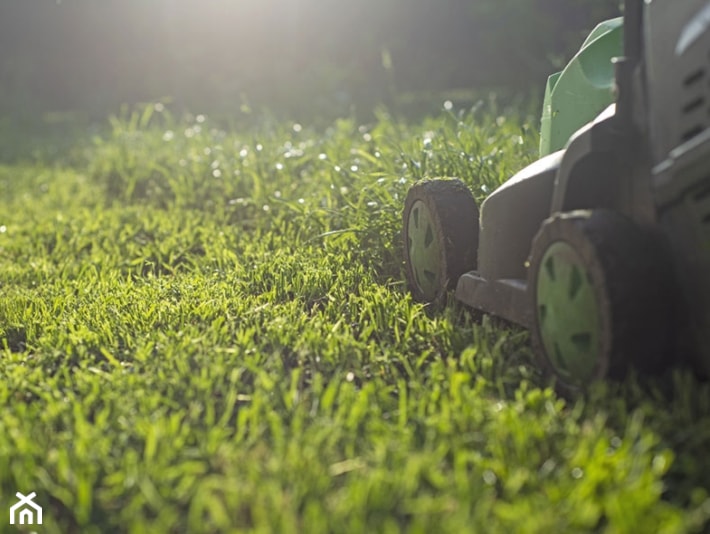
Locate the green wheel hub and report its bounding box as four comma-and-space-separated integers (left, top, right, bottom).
536, 241, 601, 382
407, 200, 443, 301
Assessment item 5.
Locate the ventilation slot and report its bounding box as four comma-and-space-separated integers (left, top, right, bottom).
681, 68, 708, 143
682, 125, 704, 142
685, 69, 705, 86
683, 96, 705, 113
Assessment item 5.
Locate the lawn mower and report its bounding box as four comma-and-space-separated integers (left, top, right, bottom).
402, 0, 710, 389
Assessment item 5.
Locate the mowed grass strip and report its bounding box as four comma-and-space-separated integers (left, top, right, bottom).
1, 104, 710, 533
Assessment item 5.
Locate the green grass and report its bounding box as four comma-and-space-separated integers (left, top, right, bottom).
1, 102, 710, 533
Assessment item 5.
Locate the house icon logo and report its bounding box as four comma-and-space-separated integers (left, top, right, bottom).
9, 492, 43, 526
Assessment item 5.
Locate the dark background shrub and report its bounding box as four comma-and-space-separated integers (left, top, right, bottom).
0, 0, 620, 120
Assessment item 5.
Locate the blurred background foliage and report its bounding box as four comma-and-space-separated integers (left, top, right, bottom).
0, 0, 620, 122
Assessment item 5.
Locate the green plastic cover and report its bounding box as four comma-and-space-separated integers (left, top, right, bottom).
539, 17, 624, 157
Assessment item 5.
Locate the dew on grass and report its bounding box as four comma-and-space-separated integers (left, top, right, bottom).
539, 459, 556, 476
652, 454, 668, 474
482, 470, 497, 485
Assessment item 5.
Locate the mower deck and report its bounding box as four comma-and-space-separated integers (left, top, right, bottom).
454, 272, 531, 328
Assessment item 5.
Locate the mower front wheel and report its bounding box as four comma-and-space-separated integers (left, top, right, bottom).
528, 209, 673, 389
402, 179, 479, 306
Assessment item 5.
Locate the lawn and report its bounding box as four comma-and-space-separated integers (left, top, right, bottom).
1, 102, 710, 533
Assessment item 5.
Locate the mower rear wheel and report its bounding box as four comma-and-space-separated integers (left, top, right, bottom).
402, 179, 479, 305
528, 209, 672, 389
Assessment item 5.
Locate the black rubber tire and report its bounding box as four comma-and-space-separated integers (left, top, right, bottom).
402, 178, 479, 306
527, 209, 674, 389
